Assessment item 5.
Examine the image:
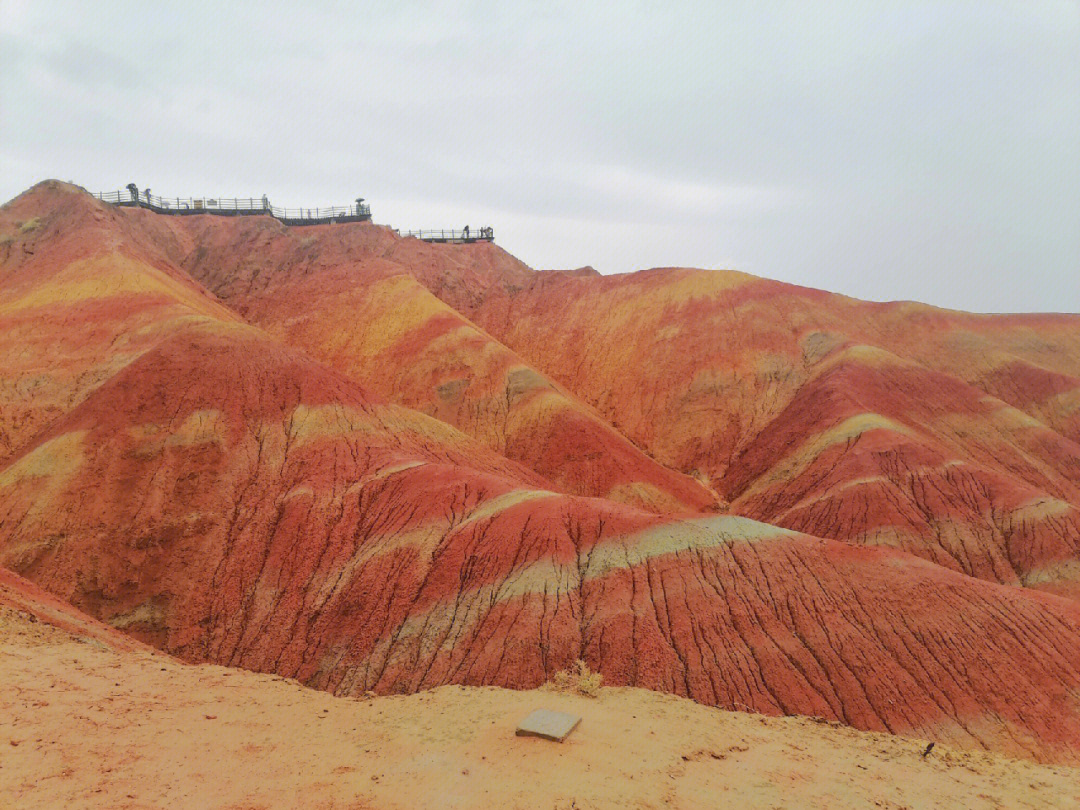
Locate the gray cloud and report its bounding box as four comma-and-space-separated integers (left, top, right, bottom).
1, 0, 1077, 312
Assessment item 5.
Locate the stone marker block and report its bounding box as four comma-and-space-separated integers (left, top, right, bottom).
515, 709, 581, 742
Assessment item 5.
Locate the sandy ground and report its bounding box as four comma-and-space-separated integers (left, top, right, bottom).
2, 607, 1078, 810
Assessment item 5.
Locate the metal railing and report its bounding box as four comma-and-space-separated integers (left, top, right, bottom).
94, 188, 372, 225
93, 189, 493, 241
400, 227, 494, 243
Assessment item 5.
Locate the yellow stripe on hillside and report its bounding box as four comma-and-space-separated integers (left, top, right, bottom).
0, 430, 86, 487
459, 489, 559, 526
743, 413, 915, 498
0, 253, 234, 322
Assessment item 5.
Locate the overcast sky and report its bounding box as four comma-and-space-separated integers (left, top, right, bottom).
2, 1, 1077, 312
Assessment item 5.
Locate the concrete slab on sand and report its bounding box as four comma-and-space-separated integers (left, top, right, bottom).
516, 709, 581, 742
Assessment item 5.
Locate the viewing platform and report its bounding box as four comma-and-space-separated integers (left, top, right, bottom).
94, 186, 371, 226
399, 227, 494, 244
93, 186, 494, 241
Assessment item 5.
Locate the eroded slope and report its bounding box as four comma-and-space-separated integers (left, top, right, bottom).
4, 333, 1080, 762
0, 182, 240, 465
4, 186, 1080, 768
132, 209, 715, 513
3, 599, 1078, 810
467, 268, 1080, 596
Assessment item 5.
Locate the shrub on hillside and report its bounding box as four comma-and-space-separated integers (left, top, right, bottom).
548, 659, 603, 697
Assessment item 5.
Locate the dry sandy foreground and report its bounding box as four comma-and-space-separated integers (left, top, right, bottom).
2, 608, 1078, 810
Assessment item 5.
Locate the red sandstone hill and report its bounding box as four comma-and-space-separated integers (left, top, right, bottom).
124, 210, 718, 514
465, 268, 1080, 600
0, 181, 240, 465
125, 205, 1080, 599
3, 182, 1080, 766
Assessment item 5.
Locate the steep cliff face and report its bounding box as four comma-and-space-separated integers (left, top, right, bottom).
4, 184, 1080, 766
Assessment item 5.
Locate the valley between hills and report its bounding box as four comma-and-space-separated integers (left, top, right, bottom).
3, 180, 1080, 807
